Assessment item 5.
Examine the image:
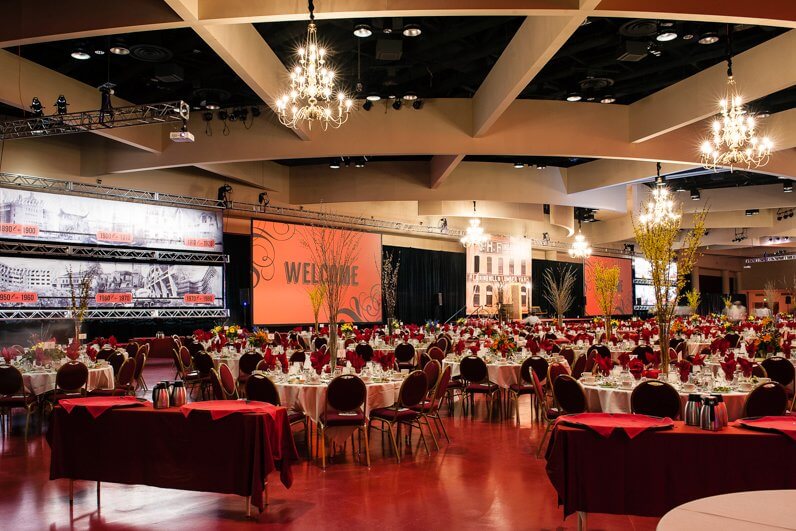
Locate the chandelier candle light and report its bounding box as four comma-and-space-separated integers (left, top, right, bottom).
460, 201, 490, 248
276, 1, 353, 130
700, 27, 772, 170
568, 223, 592, 259
639, 163, 681, 227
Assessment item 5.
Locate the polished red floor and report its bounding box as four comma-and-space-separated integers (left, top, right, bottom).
0, 362, 660, 530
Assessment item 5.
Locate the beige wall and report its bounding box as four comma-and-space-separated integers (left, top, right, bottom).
742, 260, 796, 290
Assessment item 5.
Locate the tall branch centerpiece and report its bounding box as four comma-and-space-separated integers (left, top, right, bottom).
592, 263, 620, 340
542, 265, 577, 326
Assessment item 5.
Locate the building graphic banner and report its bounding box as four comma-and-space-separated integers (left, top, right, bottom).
466, 237, 532, 318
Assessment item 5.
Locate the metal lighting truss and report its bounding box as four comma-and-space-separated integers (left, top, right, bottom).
0, 308, 229, 320
0, 240, 227, 263
745, 253, 796, 264
0, 101, 189, 140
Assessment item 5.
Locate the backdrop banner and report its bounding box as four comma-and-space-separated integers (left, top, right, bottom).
251, 220, 382, 325
584, 255, 633, 316
465, 237, 532, 318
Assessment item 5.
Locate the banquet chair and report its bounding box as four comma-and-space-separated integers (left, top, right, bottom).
208, 368, 224, 400
237, 352, 264, 395
89, 358, 136, 397
246, 373, 309, 457
631, 381, 681, 419
742, 382, 788, 418
369, 371, 429, 464
217, 363, 239, 400
133, 348, 147, 391
355, 343, 374, 362
272, 332, 284, 347
589, 344, 611, 359
395, 343, 416, 371
422, 360, 441, 401
124, 342, 139, 358
537, 375, 587, 457
533, 371, 559, 457
752, 365, 768, 378
508, 357, 536, 424
107, 352, 125, 376
0, 365, 36, 437
570, 354, 587, 379
550, 343, 562, 354
725, 333, 741, 349
314, 337, 328, 351
525, 339, 540, 355
426, 346, 445, 363
411, 366, 452, 446
460, 356, 501, 420
560, 348, 575, 366
435, 337, 449, 355
44, 361, 89, 411
187, 351, 214, 400
319, 374, 369, 468
760, 356, 796, 409
547, 362, 570, 387
418, 352, 432, 369
632, 345, 654, 365
297, 335, 311, 351
528, 356, 550, 387
289, 351, 306, 364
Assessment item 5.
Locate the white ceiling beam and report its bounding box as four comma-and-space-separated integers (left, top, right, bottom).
430, 154, 465, 189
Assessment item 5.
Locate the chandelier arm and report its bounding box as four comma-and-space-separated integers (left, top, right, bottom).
308, 0, 315, 21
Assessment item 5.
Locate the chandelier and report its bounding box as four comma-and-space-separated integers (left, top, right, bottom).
568, 223, 592, 259
638, 163, 681, 228
700, 28, 772, 170
275, 1, 353, 131
460, 201, 490, 248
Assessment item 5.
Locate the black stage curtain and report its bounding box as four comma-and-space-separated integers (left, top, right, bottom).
384, 245, 465, 325
531, 259, 585, 318
224, 233, 252, 328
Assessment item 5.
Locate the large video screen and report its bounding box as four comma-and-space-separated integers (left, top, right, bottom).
252, 220, 382, 325
0, 256, 223, 309
633, 257, 677, 282
0, 187, 223, 252
584, 256, 633, 316
634, 284, 677, 307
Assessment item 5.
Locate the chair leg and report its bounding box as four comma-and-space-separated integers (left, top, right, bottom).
416, 421, 431, 456
319, 427, 327, 469
422, 414, 439, 450
361, 426, 371, 467
536, 422, 553, 458
434, 414, 450, 443
386, 423, 400, 464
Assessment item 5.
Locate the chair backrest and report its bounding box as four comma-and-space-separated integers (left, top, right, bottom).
530, 370, 549, 414
422, 359, 441, 395
289, 350, 306, 364
743, 382, 788, 417
245, 373, 281, 405
594, 344, 611, 358
760, 357, 795, 387
11, 345, 25, 356
355, 343, 374, 362
193, 351, 215, 376
139, 343, 150, 357
725, 333, 740, 348
552, 375, 587, 414
107, 352, 125, 375
428, 366, 452, 412
630, 380, 681, 419
238, 352, 263, 376
0, 365, 25, 396
179, 345, 192, 368
571, 354, 587, 379
459, 355, 487, 383
427, 346, 445, 362
116, 358, 136, 388
326, 374, 367, 412
435, 336, 449, 354
559, 347, 575, 366
398, 370, 428, 408
133, 350, 146, 380
632, 345, 653, 364
528, 356, 550, 384
218, 363, 238, 399
314, 337, 328, 351
394, 342, 415, 363
519, 356, 534, 385
547, 362, 570, 385
209, 369, 224, 400
96, 347, 113, 361
125, 342, 139, 358
56, 361, 89, 393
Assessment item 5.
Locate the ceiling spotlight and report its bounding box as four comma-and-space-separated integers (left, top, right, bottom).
70, 49, 91, 60
745, 209, 759, 216
402, 24, 422, 37
647, 42, 662, 57
690, 189, 700, 200
698, 33, 719, 45
54, 95, 68, 115
566, 93, 582, 102
412, 99, 424, 110
329, 158, 341, 169
353, 24, 373, 38
674, 181, 687, 192
354, 157, 366, 168
600, 96, 616, 104
217, 110, 228, 121
30, 97, 44, 117
94, 49, 105, 55
202, 100, 220, 110
202, 111, 213, 122
392, 100, 402, 110
362, 100, 373, 111
217, 184, 232, 207
656, 30, 678, 42
683, 34, 694, 40
513, 162, 524, 169
784, 180, 793, 193
537, 164, 547, 170
366, 93, 381, 101
402, 92, 418, 101
109, 45, 130, 55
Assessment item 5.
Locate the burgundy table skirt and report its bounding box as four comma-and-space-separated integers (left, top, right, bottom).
545, 421, 796, 518
128, 337, 182, 359
48, 403, 297, 510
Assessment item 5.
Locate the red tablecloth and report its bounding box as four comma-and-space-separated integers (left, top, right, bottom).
60, 396, 144, 418
545, 421, 796, 518
47, 402, 298, 510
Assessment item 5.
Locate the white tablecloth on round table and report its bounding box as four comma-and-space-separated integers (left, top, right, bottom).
657, 490, 796, 530
212, 355, 241, 379
275, 380, 401, 423
582, 383, 748, 421
22, 366, 115, 396
443, 360, 521, 388
685, 341, 711, 357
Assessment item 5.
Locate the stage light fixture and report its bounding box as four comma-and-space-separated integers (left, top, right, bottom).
71, 49, 90, 60
109, 45, 130, 55
513, 162, 524, 169
250, 106, 261, 118
366, 94, 381, 102
402, 93, 418, 101
354, 157, 366, 168
412, 99, 424, 110
698, 33, 719, 45
675, 181, 687, 192
690, 189, 700, 200
258, 192, 270, 209
217, 184, 232, 207
98, 83, 115, 124
403, 24, 422, 37
392, 100, 402, 110
30, 97, 44, 117
54, 95, 68, 115
439, 218, 448, 233
218, 110, 228, 121
362, 100, 373, 111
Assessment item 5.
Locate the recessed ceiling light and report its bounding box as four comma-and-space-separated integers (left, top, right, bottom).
94, 49, 105, 55
537, 164, 547, 170
110, 46, 130, 55
683, 34, 694, 40
71, 50, 90, 60
675, 182, 687, 192
204, 103, 220, 110
757, 111, 770, 119
402, 93, 418, 101
382, 27, 392, 34
366, 94, 381, 101
600, 96, 616, 104
402, 24, 422, 37
698, 33, 719, 45
513, 162, 524, 169
566, 93, 582, 102
784, 180, 793, 193
353, 24, 372, 38
690, 189, 701, 200
656, 31, 678, 42
329, 158, 341, 169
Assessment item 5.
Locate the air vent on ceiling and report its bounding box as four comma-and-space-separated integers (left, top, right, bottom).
578, 77, 614, 91
617, 41, 649, 62
375, 39, 403, 61
129, 44, 174, 62
619, 19, 658, 38
154, 64, 184, 83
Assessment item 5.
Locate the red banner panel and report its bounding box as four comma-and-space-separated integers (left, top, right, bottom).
184, 237, 216, 248
96, 231, 133, 243
584, 256, 633, 316
95, 292, 133, 304
0, 223, 39, 237
252, 221, 382, 325
0, 292, 38, 304
184, 294, 216, 304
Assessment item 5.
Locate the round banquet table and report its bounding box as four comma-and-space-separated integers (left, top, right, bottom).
22, 365, 115, 396
582, 382, 749, 421
657, 490, 796, 530
685, 340, 711, 357
211, 354, 241, 379
443, 357, 571, 388
274, 379, 401, 423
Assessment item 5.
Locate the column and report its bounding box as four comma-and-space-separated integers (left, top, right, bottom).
735, 271, 744, 292
691, 266, 700, 291
721, 270, 730, 295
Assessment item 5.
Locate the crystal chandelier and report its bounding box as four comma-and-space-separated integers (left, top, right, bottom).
700, 28, 772, 170
275, 1, 353, 131
568, 223, 592, 259
638, 163, 681, 228
460, 201, 490, 248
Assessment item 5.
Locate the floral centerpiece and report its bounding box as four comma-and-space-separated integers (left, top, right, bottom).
248, 328, 270, 349
425, 320, 440, 335
756, 320, 780, 356
340, 322, 354, 338
671, 318, 686, 335
489, 332, 517, 358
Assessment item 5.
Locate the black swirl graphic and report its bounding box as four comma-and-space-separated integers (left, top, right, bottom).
251, 222, 296, 287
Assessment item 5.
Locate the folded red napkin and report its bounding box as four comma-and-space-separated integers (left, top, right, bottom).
180, 400, 282, 421
345, 350, 366, 372
60, 396, 144, 418
628, 358, 644, 380
720, 359, 737, 381
735, 416, 796, 441
617, 352, 630, 369
691, 352, 705, 366
675, 359, 692, 383
642, 368, 660, 379
557, 412, 674, 438
372, 350, 395, 370
593, 353, 614, 376
310, 350, 331, 374
737, 357, 756, 378
1, 347, 13, 364
647, 349, 661, 368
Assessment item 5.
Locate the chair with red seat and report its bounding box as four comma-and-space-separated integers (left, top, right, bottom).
185, 351, 214, 399
44, 361, 89, 411
508, 357, 535, 424
133, 348, 148, 391
318, 374, 369, 468
559, 347, 575, 366
395, 342, 416, 371
246, 373, 308, 457
570, 354, 587, 379
632, 345, 654, 364
589, 344, 611, 359
354, 343, 374, 362
89, 358, 136, 397
725, 333, 741, 349
369, 370, 429, 464
435, 336, 449, 354
426, 346, 445, 363
412, 366, 452, 445
289, 350, 306, 364
742, 382, 788, 417
547, 362, 570, 387
313, 337, 328, 351
460, 355, 501, 420
208, 368, 224, 400
760, 356, 795, 408
124, 342, 139, 358
0, 365, 36, 436
422, 359, 441, 398
237, 351, 264, 395
216, 363, 239, 400
536, 374, 587, 457
107, 351, 125, 375
631, 380, 681, 419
